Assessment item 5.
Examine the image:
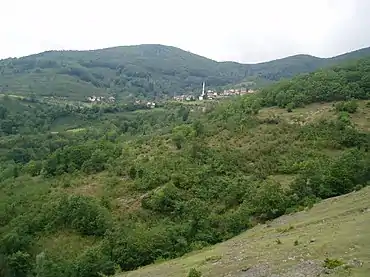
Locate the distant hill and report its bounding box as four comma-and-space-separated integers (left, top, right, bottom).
0, 44, 370, 101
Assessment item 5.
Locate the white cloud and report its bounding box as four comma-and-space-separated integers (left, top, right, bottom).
0, 0, 369, 62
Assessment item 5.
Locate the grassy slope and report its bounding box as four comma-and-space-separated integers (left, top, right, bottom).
2, 98, 369, 276
120, 186, 370, 277
27, 100, 367, 277
107, 101, 370, 277
257, 101, 370, 132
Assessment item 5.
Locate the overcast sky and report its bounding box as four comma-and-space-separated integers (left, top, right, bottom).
1, 0, 370, 63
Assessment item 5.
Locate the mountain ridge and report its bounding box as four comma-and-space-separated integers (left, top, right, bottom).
11, 44, 370, 64
0, 44, 370, 100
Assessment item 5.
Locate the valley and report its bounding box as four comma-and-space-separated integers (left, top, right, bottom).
0, 48, 370, 277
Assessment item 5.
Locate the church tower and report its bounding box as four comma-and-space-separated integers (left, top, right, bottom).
199, 81, 206, 100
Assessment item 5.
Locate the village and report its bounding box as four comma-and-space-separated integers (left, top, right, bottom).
173, 82, 256, 102
85, 82, 255, 108
86, 95, 116, 103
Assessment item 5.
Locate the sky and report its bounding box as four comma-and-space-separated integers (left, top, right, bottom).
1, 0, 370, 63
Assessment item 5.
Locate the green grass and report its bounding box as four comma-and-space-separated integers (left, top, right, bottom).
120, 187, 370, 277
257, 102, 335, 124
36, 231, 99, 261
256, 100, 370, 132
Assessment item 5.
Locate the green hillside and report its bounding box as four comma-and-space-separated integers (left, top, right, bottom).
1, 56, 370, 277
1, 44, 370, 101
122, 187, 370, 277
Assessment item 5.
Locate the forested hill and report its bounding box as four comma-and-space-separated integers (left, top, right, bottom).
0, 44, 370, 101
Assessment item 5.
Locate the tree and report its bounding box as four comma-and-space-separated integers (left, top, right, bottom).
7, 251, 32, 277
171, 125, 195, 149
24, 160, 42, 176
286, 102, 294, 112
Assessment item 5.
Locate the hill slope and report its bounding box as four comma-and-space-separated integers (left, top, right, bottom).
0, 44, 370, 100
1, 57, 370, 277
121, 186, 370, 277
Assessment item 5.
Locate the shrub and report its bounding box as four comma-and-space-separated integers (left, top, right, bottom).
246, 180, 290, 220
335, 100, 358, 113
54, 195, 111, 236
188, 268, 202, 277
324, 258, 344, 269
6, 251, 32, 277
24, 160, 42, 176
277, 225, 294, 233
74, 245, 115, 277
286, 102, 294, 112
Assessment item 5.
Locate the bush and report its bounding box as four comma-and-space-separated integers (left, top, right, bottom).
6, 251, 32, 277
246, 180, 290, 220
286, 102, 294, 112
54, 195, 111, 236
74, 245, 115, 277
187, 268, 202, 277
335, 100, 358, 113
24, 160, 42, 176
324, 258, 344, 269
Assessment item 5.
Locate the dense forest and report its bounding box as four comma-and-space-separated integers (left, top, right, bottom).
0, 44, 370, 101
1, 56, 370, 277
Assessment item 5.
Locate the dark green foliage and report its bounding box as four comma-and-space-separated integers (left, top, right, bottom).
291, 149, 370, 200
42, 141, 120, 176
53, 195, 111, 236
324, 258, 344, 269
260, 57, 370, 108
6, 251, 32, 277
187, 268, 202, 277
245, 180, 290, 220
73, 245, 115, 277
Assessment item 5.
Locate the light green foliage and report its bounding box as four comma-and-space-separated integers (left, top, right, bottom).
335, 100, 359, 113
286, 102, 294, 112
35, 252, 46, 277
171, 124, 196, 149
